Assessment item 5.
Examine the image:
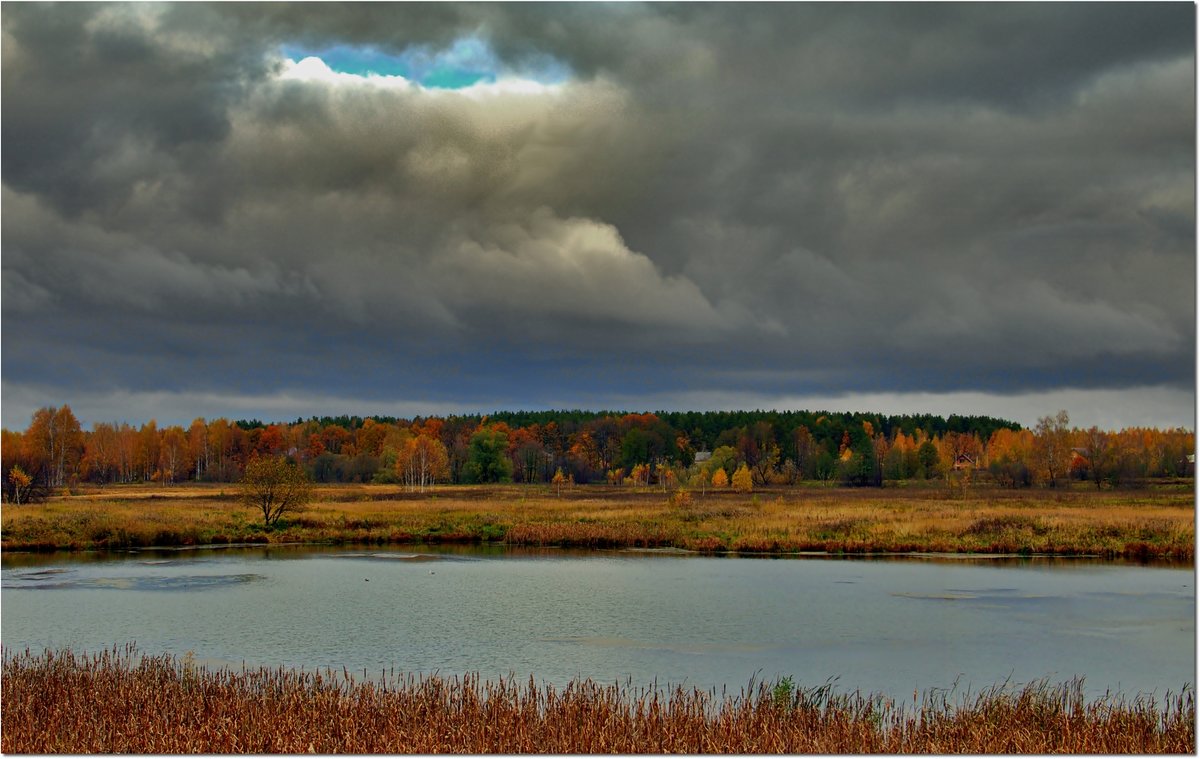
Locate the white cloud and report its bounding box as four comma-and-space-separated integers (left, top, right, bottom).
277, 55, 564, 97
432, 208, 728, 331
279, 56, 417, 90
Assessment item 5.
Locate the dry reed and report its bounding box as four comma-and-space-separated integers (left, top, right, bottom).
2, 647, 1193, 753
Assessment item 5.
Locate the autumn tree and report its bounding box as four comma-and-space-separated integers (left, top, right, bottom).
2, 427, 49, 503
883, 431, 920, 480
731, 463, 753, 493
706, 446, 738, 480
1034, 410, 1071, 487
711, 467, 729, 489
239, 456, 313, 527
136, 420, 160, 482
26, 406, 83, 488
986, 428, 1036, 488
508, 426, 547, 483
81, 422, 119, 484
7, 466, 33, 504
396, 434, 450, 492
349, 419, 384, 458
942, 431, 983, 471
1079, 426, 1113, 489
159, 426, 188, 483
659, 466, 678, 492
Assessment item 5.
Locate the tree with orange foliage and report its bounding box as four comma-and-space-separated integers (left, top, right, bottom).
187, 419, 209, 480
986, 428, 1036, 488
356, 419, 388, 458
7, 465, 33, 504
508, 425, 547, 483
81, 422, 119, 484
26, 405, 83, 488
712, 468, 729, 489
159, 426, 189, 484
397, 434, 450, 492
258, 424, 286, 457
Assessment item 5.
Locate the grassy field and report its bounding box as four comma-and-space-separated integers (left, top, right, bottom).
3, 647, 1192, 753
1, 481, 1193, 561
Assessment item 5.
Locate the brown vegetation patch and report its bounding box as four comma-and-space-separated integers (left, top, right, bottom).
1, 483, 1192, 561
2, 647, 1192, 754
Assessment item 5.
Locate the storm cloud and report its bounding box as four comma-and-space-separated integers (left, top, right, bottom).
2, 3, 1194, 429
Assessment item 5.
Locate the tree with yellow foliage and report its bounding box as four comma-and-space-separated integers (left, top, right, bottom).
8, 465, 32, 504
731, 463, 753, 493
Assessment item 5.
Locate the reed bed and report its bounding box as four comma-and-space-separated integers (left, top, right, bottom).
2, 483, 1193, 560
2, 647, 1193, 753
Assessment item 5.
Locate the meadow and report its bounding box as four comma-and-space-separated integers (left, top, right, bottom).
2, 646, 1192, 753
2, 480, 1193, 561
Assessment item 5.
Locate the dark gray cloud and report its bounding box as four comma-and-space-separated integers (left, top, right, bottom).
2, 3, 1193, 430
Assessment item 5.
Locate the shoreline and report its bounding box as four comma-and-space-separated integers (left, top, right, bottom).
3, 482, 1193, 562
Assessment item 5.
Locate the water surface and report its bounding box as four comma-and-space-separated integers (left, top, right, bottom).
2, 546, 1193, 700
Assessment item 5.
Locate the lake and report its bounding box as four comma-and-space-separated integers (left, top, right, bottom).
2, 546, 1193, 701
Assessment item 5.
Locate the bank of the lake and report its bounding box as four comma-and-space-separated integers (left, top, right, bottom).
2, 483, 1193, 560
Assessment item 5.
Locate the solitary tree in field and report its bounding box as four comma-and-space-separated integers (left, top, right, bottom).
240, 456, 313, 527
8, 465, 32, 504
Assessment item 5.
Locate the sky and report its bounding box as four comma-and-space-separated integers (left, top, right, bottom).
1, 3, 1195, 432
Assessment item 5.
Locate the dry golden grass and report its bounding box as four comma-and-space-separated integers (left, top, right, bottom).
3, 647, 1192, 753
2, 482, 1193, 560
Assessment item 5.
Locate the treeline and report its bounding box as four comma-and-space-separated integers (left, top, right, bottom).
1, 405, 1192, 502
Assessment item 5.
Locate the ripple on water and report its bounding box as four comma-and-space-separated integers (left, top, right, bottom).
327, 552, 444, 562
2, 574, 264, 591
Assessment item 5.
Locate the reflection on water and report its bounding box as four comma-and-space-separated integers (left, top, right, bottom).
330, 552, 444, 562
4, 571, 263, 592
1, 545, 1193, 701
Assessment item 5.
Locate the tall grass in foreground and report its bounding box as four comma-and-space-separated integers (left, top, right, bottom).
3, 647, 1193, 753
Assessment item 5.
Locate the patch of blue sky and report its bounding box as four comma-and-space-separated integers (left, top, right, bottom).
280, 36, 570, 89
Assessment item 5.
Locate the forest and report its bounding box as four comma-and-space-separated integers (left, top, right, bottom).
2, 405, 1193, 503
